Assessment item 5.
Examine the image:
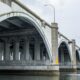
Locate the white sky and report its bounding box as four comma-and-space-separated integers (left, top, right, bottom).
20, 0, 80, 46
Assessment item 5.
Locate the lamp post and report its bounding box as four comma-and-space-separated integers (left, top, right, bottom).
44, 4, 55, 23
45, 4, 59, 67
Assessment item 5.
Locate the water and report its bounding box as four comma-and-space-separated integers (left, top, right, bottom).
0, 73, 80, 80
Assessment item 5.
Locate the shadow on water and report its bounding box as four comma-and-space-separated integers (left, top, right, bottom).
0, 75, 59, 80
59, 71, 80, 80
0, 72, 80, 80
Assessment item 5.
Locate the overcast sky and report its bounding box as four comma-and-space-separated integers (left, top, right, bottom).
20, 0, 80, 46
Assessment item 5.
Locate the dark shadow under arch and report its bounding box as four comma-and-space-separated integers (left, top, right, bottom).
0, 16, 50, 62
76, 50, 80, 63
58, 42, 71, 65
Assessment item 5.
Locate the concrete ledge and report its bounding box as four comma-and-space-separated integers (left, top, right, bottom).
0, 65, 60, 76
59, 65, 77, 72
0, 61, 50, 66
60, 68, 77, 72
0, 65, 59, 71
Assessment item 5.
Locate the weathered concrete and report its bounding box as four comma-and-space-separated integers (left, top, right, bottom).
14, 40, 20, 61
71, 40, 77, 69
51, 23, 59, 70
34, 39, 40, 61
4, 39, 10, 61
23, 39, 30, 60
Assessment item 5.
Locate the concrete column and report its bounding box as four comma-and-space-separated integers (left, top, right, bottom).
51, 23, 59, 70
23, 39, 30, 60
14, 41, 20, 61
34, 40, 40, 61
0, 43, 3, 61
4, 40, 10, 61
51, 23, 58, 64
71, 39, 77, 68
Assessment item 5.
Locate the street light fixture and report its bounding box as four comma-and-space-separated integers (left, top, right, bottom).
44, 4, 55, 23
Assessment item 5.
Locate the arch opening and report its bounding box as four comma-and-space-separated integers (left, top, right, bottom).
0, 16, 50, 65
58, 42, 71, 65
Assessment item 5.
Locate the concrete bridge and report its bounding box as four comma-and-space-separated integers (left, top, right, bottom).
0, 0, 80, 75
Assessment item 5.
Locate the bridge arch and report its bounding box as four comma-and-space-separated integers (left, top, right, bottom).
0, 12, 52, 63
58, 41, 71, 65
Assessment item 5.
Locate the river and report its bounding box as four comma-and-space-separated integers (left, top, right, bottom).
0, 73, 79, 80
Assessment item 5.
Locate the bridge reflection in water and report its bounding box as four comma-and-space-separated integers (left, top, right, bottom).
0, 73, 79, 80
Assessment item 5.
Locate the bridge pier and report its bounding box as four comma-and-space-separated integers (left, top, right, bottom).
4, 40, 10, 61
71, 39, 77, 70
0, 43, 3, 61
51, 23, 59, 71
34, 39, 40, 61
23, 39, 30, 61
14, 40, 20, 61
